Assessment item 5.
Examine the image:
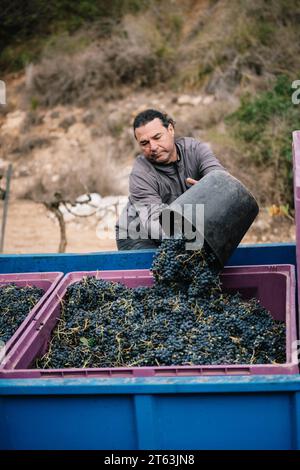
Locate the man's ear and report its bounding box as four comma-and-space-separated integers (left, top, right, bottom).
168, 123, 175, 136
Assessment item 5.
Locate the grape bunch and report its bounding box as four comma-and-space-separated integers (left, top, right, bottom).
0, 284, 44, 343
36, 239, 286, 369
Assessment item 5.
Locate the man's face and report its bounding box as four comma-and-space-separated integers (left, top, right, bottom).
135, 118, 177, 164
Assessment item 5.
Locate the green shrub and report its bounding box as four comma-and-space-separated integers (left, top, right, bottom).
227, 75, 300, 205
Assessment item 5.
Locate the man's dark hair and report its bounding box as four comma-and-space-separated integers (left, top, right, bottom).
133, 109, 175, 136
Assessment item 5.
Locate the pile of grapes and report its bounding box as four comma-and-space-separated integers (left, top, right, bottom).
0, 284, 44, 343
36, 239, 286, 369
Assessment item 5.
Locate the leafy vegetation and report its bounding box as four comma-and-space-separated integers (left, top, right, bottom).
227, 76, 300, 205
0, 0, 146, 70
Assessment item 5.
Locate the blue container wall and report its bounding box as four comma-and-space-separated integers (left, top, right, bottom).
0, 243, 296, 274
1, 376, 300, 450
0, 243, 299, 450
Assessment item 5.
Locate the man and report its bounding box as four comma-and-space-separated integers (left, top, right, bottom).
116, 109, 225, 250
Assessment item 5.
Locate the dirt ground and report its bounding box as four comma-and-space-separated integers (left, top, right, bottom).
1, 199, 295, 255
2, 200, 116, 253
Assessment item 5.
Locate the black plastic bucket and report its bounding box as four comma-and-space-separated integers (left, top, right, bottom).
160, 170, 259, 267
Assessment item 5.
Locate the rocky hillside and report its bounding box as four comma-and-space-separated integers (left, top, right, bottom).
0, 0, 298, 252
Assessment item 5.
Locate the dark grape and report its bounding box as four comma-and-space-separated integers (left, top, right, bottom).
0, 284, 44, 343
36, 240, 286, 369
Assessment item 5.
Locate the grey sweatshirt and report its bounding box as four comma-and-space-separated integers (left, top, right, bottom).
116, 136, 225, 240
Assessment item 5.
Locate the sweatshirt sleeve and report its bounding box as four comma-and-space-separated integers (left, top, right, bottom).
193, 140, 225, 177
129, 169, 165, 240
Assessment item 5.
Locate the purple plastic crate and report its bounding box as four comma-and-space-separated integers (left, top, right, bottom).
0, 272, 63, 367
293, 130, 300, 323
0, 265, 297, 378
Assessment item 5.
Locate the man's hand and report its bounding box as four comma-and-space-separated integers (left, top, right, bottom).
186, 177, 198, 185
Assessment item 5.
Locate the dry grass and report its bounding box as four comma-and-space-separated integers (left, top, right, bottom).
26, 11, 177, 107
11, 135, 51, 155
174, 98, 239, 138
23, 140, 129, 204
176, 0, 300, 94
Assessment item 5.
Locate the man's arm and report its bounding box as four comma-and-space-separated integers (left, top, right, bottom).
195, 140, 225, 176
129, 171, 165, 240
186, 139, 226, 185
